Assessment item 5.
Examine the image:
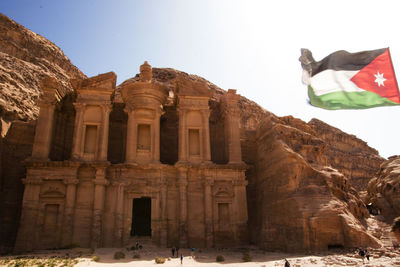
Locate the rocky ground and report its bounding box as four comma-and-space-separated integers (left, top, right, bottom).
1, 245, 399, 267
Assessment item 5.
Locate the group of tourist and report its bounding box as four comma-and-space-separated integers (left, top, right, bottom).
170, 247, 197, 264
161, 219, 400, 266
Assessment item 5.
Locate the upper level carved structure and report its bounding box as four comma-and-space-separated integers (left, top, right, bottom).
30, 61, 245, 167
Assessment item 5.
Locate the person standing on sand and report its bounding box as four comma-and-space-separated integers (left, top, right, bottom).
358, 248, 365, 263
171, 246, 176, 257
176, 246, 180, 257
180, 253, 183, 264
392, 216, 400, 243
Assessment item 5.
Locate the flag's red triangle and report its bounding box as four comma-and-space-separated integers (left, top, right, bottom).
351, 48, 400, 104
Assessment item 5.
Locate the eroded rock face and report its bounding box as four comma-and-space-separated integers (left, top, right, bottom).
0, 13, 86, 122
0, 121, 35, 254
366, 156, 400, 222
251, 115, 380, 251
309, 119, 384, 191
0, 14, 387, 254
0, 13, 85, 254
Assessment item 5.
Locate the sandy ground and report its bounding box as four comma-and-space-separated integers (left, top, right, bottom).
2, 246, 399, 267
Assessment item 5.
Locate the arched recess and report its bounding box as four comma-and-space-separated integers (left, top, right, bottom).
160, 106, 178, 165
49, 93, 76, 161
209, 100, 228, 164
107, 103, 127, 164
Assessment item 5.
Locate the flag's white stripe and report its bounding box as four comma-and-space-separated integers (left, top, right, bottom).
310, 70, 364, 96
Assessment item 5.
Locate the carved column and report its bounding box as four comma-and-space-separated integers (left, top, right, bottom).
114, 182, 125, 246
71, 103, 85, 159
125, 108, 137, 163
62, 177, 79, 247
204, 175, 214, 248
224, 89, 243, 164
14, 177, 43, 252
201, 110, 211, 162
98, 105, 112, 161
177, 167, 188, 247
91, 167, 109, 249
178, 109, 187, 162
232, 176, 248, 244
160, 176, 168, 246
153, 109, 162, 163
31, 102, 56, 160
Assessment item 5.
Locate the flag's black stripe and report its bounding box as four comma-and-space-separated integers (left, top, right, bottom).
301, 48, 386, 77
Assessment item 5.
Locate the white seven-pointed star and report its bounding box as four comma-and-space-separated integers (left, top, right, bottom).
374, 71, 387, 87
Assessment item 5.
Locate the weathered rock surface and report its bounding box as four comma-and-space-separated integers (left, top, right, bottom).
0, 14, 387, 254
0, 13, 85, 254
251, 114, 381, 251
0, 121, 35, 254
309, 118, 384, 191
0, 13, 86, 122
366, 156, 400, 222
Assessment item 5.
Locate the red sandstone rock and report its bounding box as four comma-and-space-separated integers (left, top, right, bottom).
309, 119, 384, 191
366, 155, 400, 222
251, 114, 380, 251
0, 13, 86, 122
0, 14, 387, 254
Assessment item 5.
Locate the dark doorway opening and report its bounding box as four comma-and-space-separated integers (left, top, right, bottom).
131, 197, 151, 236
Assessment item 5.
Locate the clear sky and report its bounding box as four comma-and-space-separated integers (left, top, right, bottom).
1, 0, 399, 158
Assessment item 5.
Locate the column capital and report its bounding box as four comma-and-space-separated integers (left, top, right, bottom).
95, 165, 107, 178
177, 108, 187, 116
204, 177, 215, 186
94, 178, 109, 186
124, 105, 136, 114
112, 181, 126, 188
63, 178, 79, 185
177, 179, 188, 187
155, 106, 165, 117
222, 101, 241, 116
177, 167, 188, 177
38, 100, 57, 109
159, 176, 168, 187
101, 103, 113, 114
73, 102, 86, 112
200, 109, 211, 117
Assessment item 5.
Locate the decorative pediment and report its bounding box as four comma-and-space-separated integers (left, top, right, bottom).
213, 184, 234, 198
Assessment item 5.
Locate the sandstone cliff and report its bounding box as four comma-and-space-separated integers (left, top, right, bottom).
366, 155, 400, 222
0, 13, 86, 123
251, 114, 380, 251
0, 13, 387, 254
0, 13, 85, 254
309, 119, 384, 191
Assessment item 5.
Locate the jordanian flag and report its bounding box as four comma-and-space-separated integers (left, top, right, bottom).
299, 48, 400, 109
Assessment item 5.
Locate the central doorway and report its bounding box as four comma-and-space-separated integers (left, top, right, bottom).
131, 197, 151, 236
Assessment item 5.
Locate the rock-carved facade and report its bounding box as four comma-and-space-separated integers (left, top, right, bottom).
14, 62, 248, 251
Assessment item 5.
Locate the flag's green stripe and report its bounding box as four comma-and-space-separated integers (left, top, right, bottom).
308, 85, 400, 110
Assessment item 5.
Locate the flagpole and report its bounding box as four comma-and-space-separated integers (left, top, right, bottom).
387, 47, 400, 103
